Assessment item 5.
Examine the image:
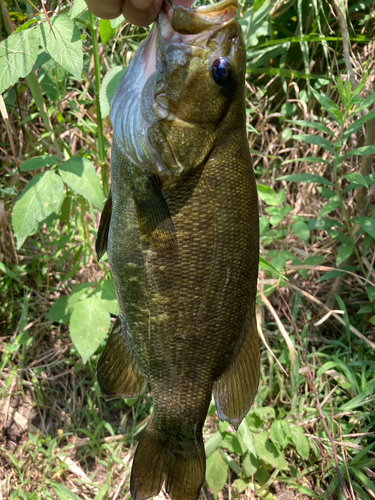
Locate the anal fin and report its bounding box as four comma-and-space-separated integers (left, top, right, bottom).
213, 315, 260, 430
97, 317, 147, 400
96, 191, 112, 261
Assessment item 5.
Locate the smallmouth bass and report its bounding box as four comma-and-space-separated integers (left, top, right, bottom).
96, 1, 260, 499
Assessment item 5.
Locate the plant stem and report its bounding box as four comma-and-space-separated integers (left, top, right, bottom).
334, 123, 366, 276
88, 12, 109, 197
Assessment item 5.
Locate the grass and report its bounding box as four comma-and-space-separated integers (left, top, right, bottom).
1, 0, 375, 499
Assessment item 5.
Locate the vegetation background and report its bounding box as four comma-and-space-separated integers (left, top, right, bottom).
0, 0, 375, 498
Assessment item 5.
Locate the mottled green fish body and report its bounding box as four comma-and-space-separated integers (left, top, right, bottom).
96, 1, 260, 499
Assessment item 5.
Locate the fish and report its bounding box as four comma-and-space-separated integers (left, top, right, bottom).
95, 0, 260, 499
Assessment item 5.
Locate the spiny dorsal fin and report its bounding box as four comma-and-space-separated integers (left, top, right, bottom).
96, 191, 112, 261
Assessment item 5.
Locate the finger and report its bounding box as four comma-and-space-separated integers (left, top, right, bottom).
121, 0, 163, 27
84, 0, 123, 19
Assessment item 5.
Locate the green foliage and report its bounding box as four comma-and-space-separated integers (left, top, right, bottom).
1, 0, 375, 498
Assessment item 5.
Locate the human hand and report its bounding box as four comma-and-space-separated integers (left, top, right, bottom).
84, 0, 163, 27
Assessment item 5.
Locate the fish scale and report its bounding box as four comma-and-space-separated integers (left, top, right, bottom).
95, 1, 260, 499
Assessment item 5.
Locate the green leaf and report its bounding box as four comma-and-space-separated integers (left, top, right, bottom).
290, 425, 309, 459
0, 27, 39, 94
270, 420, 288, 449
282, 156, 329, 165
99, 19, 115, 45
345, 145, 375, 158
367, 286, 375, 302
70, 294, 110, 363
291, 134, 336, 154
353, 217, 375, 238
206, 450, 228, 499
70, 0, 87, 19
241, 0, 272, 47
242, 452, 259, 477
233, 479, 249, 494
39, 14, 83, 79
257, 184, 277, 206
310, 87, 343, 124
96, 279, 119, 316
51, 483, 81, 500
253, 431, 288, 469
286, 119, 333, 135
47, 283, 95, 324
100, 66, 127, 118
205, 431, 222, 458
238, 420, 257, 458
336, 242, 354, 266
277, 173, 333, 186
13, 171, 65, 249
354, 91, 375, 115
110, 15, 125, 29
319, 199, 341, 217
344, 111, 375, 140
58, 157, 104, 207
21, 155, 60, 172
221, 434, 242, 454
292, 220, 310, 243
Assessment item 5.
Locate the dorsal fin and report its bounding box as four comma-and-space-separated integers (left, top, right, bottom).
96, 191, 112, 261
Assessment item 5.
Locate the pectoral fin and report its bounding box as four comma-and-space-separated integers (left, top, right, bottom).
213, 316, 260, 430
96, 191, 112, 261
97, 317, 147, 400
133, 175, 178, 252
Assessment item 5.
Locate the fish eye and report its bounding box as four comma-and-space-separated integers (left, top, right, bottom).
211, 57, 232, 86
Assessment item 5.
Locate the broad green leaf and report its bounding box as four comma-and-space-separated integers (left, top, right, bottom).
100, 66, 127, 118
336, 242, 354, 266
345, 145, 375, 158
47, 296, 70, 324
238, 421, 257, 457
96, 279, 119, 316
344, 111, 375, 140
21, 155, 60, 172
13, 171, 65, 249
290, 425, 309, 459
233, 479, 249, 493
310, 87, 343, 124
242, 451, 259, 477
367, 286, 375, 302
241, 0, 272, 47
70, 294, 111, 363
277, 173, 333, 186
257, 184, 277, 206
353, 217, 375, 238
291, 134, 336, 154
342, 173, 369, 188
206, 450, 228, 499
205, 431, 222, 458
70, 0, 87, 19
293, 220, 310, 243
39, 14, 83, 79
270, 420, 288, 449
308, 218, 343, 230
253, 431, 288, 469
59, 157, 104, 207
47, 282, 94, 324
319, 199, 341, 217
221, 434, 242, 454
259, 256, 286, 279
0, 27, 39, 94
110, 15, 125, 29
99, 19, 115, 45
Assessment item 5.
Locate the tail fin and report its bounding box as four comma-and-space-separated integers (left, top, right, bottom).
130, 424, 205, 500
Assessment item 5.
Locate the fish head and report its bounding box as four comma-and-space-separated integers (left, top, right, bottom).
110, 0, 246, 179
155, 0, 245, 125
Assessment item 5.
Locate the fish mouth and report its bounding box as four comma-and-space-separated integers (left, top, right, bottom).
158, 0, 238, 44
